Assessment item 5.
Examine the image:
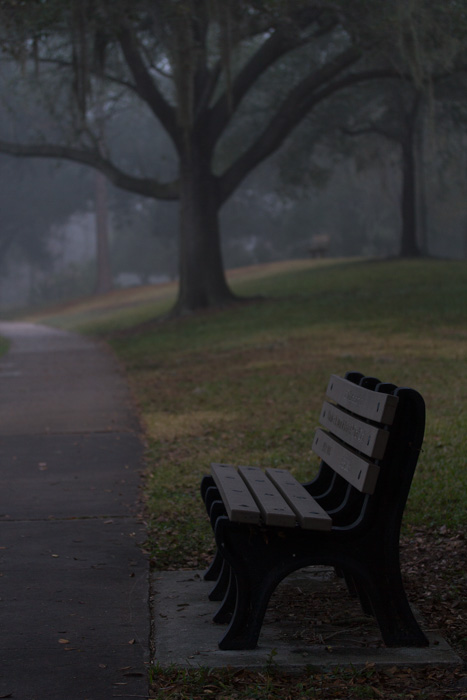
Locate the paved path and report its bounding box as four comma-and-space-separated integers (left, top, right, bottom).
0, 322, 149, 700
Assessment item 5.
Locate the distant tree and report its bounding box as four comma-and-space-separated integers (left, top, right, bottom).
0, 0, 465, 312
430, 70, 467, 258
0, 155, 91, 275
341, 83, 423, 257
94, 170, 113, 294
111, 193, 178, 282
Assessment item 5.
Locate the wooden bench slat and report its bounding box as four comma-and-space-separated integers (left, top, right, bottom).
326, 374, 399, 424
211, 463, 261, 524
312, 428, 380, 493
265, 468, 332, 530
238, 466, 297, 527
319, 401, 389, 459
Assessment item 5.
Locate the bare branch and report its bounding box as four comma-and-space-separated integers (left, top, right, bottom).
343, 87, 421, 144
219, 58, 409, 203
195, 59, 222, 120
31, 56, 138, 93
219, 46, 362, 202
0, 139, 179, 200
117, 24, 180, 149
205, 9, 327, 144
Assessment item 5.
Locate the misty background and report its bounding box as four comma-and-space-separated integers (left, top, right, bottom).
0, 57, 465, 312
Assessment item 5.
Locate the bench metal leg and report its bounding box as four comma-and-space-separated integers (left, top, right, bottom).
341, 569, 374, 616
213, 516, 429, 650
209, 559, 230, 601
204, 547, 223, 581
359, 561, 429, 647
213, 569, 237, 624
200, 474, 216, 500
218, 573, 272, 650
205, 487, 221, 514
215, 518, 292, 650
203, 499, 226, 581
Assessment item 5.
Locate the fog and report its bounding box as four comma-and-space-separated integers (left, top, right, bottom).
0, 101, 465, 312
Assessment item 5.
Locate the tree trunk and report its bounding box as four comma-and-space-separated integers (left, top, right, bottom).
399, 134, 421, 258
94, 170, 113, 294
174, 137, 237, 314
415, 106, 429, 256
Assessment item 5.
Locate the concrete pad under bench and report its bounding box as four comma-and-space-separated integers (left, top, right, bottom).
152, 569, 462, 672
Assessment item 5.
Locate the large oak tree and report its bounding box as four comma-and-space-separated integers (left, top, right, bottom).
0, 0, 464, 313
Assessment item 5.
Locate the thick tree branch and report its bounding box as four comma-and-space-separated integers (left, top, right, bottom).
204, 9, 326, 144
343, 90, 421, 144
117, 24, 180, 150
0, 139, 179, 200
219, 55, 407, 203
195, 59, 222, 120
219, 46, 363, 202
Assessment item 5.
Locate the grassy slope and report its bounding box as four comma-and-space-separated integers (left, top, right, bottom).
0, 336, 10, 357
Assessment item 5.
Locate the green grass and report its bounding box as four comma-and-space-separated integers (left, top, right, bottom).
20, 280, 177, 333
0, 336, 10, 357
147, 663, 463, 699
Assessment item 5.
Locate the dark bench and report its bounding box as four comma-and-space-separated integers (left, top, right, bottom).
200, 371, 429, 650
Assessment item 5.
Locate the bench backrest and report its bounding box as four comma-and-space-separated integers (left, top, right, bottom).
209, 372, 425, 536
308, 371, 425, 533
313, 374, 398, 494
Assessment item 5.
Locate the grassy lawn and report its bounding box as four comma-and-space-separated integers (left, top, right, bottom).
0, 336, 10, 357
21, 257, 467, 697
99, 258, 466, 564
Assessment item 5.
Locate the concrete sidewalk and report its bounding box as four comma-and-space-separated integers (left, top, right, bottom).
0, 322, 149, 700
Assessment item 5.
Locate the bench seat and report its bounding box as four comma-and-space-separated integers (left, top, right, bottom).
211, 463, 332, 530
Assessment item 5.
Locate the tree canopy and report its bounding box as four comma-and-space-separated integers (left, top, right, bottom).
0, 0, 465, 312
